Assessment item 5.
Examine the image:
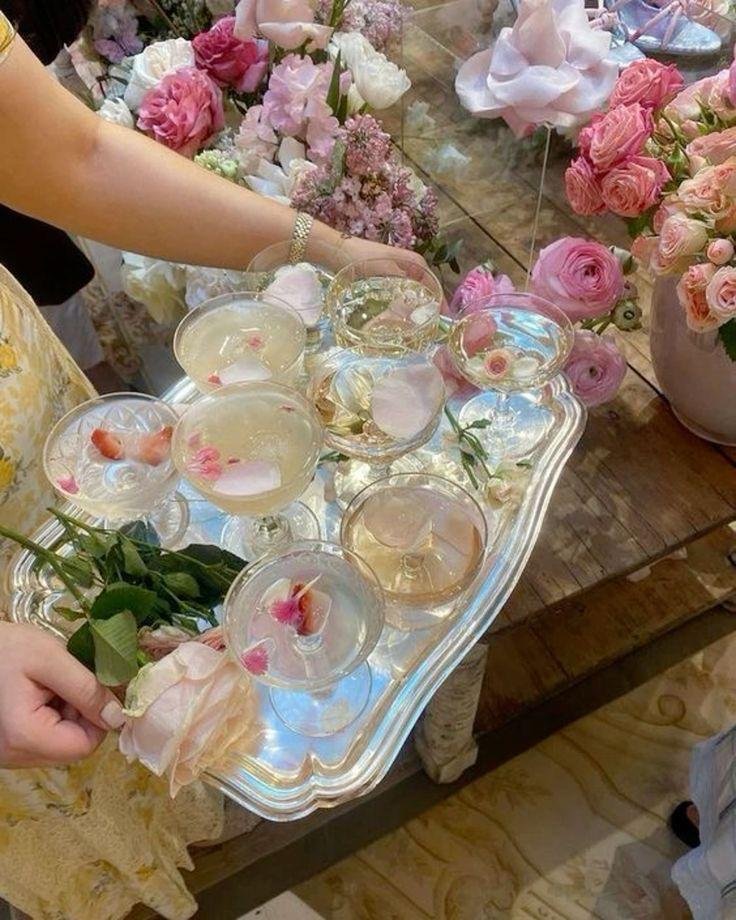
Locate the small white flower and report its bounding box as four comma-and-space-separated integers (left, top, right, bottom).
484, 464, 531, 507
124, 38, 195, 111
122, 253, 186, 324
97, 97, 135, 128
329, 32, 410, 111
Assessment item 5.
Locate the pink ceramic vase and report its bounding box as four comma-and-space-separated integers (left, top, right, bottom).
650, 277, 736, 446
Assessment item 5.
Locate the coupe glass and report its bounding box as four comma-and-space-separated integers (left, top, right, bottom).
173, 291, 306, 393
448, 292, 574, 458
341, 473, 487, 627
224, 540, 385, 736
309, 350, 446, 506
328, 256, 443, 355
247, 240, 352, 354
172, 382, 323, 559
43, 393, 187, 544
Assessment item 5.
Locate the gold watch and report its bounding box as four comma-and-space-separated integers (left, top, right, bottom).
288, 211, 314, 264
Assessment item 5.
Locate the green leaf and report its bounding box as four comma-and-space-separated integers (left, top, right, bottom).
62, 555, 95, 589
120, 537, 148, 578
54, 605, 85, 622
162, 571, 200, 599
120, 520, 160, 547
90, 611, 139, 686
67, 621, 95, 669
719, 319, 736, 361
326, 50, 342, 114
91, 583, 158, 624
624, 209, 655, 238
175, 543, 247, 571
79, 532, 117, 559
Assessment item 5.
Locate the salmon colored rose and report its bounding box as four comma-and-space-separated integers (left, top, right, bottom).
677, 158, 736, 226
600, 156, 670, 218
609, 59, 684, 110
706, 265, 736, 323
676, 262, 720, 332
565, 156, 604, 216
707, 239, 735, 265
686, 127, 736, 172
651, 214, 708, 274
578, 103, 653, 173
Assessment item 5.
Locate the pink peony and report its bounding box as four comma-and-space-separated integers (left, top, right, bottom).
651, 214, 708, 274
137, 67, 224, 156
707, 238, 735, 265
564, 330, 626, 407
676, 262, 720, 332
578, 104, 653, 173
686, 127, 736, 172
565, 156, 605, 216
193, 16, 268, 93
609, 59, 684, 110
705, 265, 736, 323
447, 265, 515, 317
531, 237, 624, 322
234, 0, 332, 51
600, 156, 670, 218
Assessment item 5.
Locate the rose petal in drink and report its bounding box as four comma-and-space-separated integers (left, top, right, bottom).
207, 373, 222, 386
483, 348, 513, 380
362, 488, 433, 550
187, 445, 222, 480
247, 333, 265, 350
264, 577, 302, 628
131, 426, 173, 466
218, 354, 272, 386
296, 585, 331, 637
463, 312, 497, 358
371, 363, 445, 440
264, 263, 324, 327
57, 474, 79, 495
91, 427, 124, 461
240, 638, 273, 676
211, 459, 281, 496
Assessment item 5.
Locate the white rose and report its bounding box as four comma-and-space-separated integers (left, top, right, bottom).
122, 252, 187, 324
329, 32, 410, 110
97, 97, 135, 128
185, 265, 251, 311
245, 138, 316, 204
124, 38, 195, 112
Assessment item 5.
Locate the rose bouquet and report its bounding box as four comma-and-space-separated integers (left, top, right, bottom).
566, 56, 736, 361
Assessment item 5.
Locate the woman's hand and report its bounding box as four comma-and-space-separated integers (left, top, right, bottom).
337, 236, 434, 275
0, 622, 125, 768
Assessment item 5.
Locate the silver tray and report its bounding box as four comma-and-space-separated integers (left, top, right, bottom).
7, 372, 585, 821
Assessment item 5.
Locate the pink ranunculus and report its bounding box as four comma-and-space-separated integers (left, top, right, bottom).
119, 643, 251, 796
609, 59, 684, 110
565, 156, 605, 216
707, 238, 735, 265
676, 262, 720, 332
432, 345, 475, 398
531, 237, 624, 322
234, 0, 332, 51
677, 158, 736, 226
564, 330, 626, 407
137, 67, 224, 156
193, 16, 268, 93
447, 265, 515, 317
686, 127, 736, 171
578, 104, 653, 173
600, 155, 670, 218
652, 214, 708, 274
705, 265, 736, 324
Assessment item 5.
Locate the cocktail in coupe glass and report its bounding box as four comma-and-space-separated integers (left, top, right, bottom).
341, 473, 487, 627
248, 240, 352, 354
224, 540, 384, 736
43, 393, 187, 543
172, 382, 324, 559
173, 291, 306, 393
309, 350, 446, 507
448, 292, 574, 459
328, 256, 443, 355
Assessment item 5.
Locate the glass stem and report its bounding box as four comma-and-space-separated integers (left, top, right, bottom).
490, 392, 517, 431
249, 513, 291, 556
367, 461, 391, 483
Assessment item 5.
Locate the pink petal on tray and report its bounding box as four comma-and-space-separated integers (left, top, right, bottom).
211, 459, 281, 496
371, 363, 446, 440
264, 263, 324, 327
218, 354, 272, 386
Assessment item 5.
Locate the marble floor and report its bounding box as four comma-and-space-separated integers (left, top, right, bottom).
292, 627, 736, 919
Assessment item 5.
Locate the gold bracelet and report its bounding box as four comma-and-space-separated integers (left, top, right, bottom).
289, 211, 314, 264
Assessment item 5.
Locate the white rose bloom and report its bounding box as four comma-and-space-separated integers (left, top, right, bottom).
97, 97, 135, 128
185, 266, 251, 311
124, 38, 195, 112
122, 253, 187, 324
245, 138, 316, 205
329, 32, 410, 111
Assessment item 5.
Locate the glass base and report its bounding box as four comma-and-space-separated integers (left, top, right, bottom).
104, 491, 190, 548
334, 454, 425, 509
269, 661, 373, 736
458, 390, 554, 461
221, 502, 320, 560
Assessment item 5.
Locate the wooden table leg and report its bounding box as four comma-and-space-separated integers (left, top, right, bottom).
415, 642, 489, 783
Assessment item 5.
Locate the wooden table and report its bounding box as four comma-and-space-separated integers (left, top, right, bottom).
132, 4, 736, 913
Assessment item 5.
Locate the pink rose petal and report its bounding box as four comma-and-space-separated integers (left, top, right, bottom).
218, 354, 272, 385
240, 639, 272, 676
207, 373, 222, 386
371, 363, 445, 441
211, 459, 281, 496
57, 474, 79, 495
264, 263, 324, 328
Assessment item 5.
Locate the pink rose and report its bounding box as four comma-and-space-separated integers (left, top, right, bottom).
664, 72, 735, 125
193, 16, 268, 93
564, 330, 626, 407
531, 237, 624, 322
578, 104, 653, 173
447, 265, 515, 317
610, 59, 684, 111
137, 67, 224, 156
234, 0, 332, 51
676, 262, 720, 332
686, 127, 736, 171
677, 158, 736, 228
600, 156, 670, 218
565, 156, 605, 216
651, 214, 708, 274
706, 265, 736, 324
630, 233, 658, 267
707, 238, 735, 265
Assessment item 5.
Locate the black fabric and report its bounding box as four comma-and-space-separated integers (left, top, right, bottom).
669, 801, 701, 850
0, 0, 95, 306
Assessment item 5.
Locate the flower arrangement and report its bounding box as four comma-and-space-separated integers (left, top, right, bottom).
73, 0, 453, 320
566, 56, 736, 361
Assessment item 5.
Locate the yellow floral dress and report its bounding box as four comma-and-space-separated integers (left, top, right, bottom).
0, 68, 224, 916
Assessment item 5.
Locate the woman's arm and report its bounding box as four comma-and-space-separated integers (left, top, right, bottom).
0, 35, 362, 267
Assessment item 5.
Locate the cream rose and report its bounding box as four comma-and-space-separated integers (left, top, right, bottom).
706, 265, 736, 324
676, 262, 720, 332
97, 97, 135, 128
652, 214, 708, 275
124, 38, 195, 112
329, 32, 410, 111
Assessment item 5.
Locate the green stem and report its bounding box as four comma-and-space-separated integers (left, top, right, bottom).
0, 524, 90, 610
